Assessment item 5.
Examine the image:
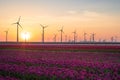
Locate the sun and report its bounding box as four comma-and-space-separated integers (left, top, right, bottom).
21, 32, 30, 42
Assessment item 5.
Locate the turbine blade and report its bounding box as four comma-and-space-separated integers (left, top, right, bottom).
18, 16, 21, 22
61, 26, 64, 32
12, 22, 17, 25
85, 32, 86, 34
18, 24, 23, 29
58, 29, 62, 32
62, 27, 63, 31
44, 25, 48, 28
40, 24, 44, 27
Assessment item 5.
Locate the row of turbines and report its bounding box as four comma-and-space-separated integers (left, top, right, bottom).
2, 17, 119, 43
3, 16, 55, 43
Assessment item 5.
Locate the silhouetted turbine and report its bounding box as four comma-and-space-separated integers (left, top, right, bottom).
58, 27, 64, 43
13, 16, 23, 42
84, 32, 87, 42
111, 36, 114, 42
91, 33, 95, 42
4, 30, 9, 42
40, 24, 48, 43
72, 30, 76, 43
53, 34, 57, 42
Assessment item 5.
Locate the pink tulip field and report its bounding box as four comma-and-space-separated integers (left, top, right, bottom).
0, 44, 120, 80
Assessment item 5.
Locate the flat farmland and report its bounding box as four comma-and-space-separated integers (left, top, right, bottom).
0, 44, 120, 80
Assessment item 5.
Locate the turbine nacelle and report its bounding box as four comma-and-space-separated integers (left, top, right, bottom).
58, 26, 64, 33
84, 32, 87, 35
40, 24, 48, 29
72, 30, 76, 34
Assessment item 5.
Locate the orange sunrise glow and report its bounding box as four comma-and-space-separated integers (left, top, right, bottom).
0, 0, 120, 42
0, 1, 120, 79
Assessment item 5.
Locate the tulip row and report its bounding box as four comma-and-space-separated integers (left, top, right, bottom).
0, 44, 120, 79
0, 44, 120, 52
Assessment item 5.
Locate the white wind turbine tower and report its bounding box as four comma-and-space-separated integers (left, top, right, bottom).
40, 24, 48, 43
4, 29, 9, 42
72, 30, 76, 43
13, 16, 23, 42
58, 27, 64, 43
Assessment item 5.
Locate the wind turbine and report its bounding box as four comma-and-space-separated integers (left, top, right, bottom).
53, 34, 57, 42
91, 33, 95, 42
4, 29, 9, 42
13, 16, 23, 42
111, 36, 114, 42
72, 30, 76, 43
90, 35, 92, 42
40, 24, 48, 43
58, 27, 64, 43
84, 32, 87, 42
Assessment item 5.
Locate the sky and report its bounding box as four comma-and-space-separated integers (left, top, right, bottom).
0, 0, 120, 42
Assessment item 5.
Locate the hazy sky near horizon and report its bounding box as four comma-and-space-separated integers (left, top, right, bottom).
0, 0, 120, 42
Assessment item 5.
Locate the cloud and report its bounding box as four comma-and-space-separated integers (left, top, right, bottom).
63, 10, 102, 22
82, 10, 100, 18
67, 10, 78, 15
